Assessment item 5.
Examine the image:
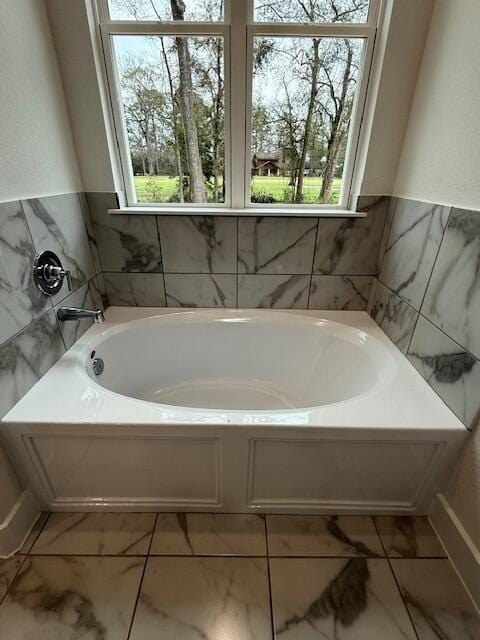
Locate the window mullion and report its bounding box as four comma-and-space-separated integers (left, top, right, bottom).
230, 0, 248, 208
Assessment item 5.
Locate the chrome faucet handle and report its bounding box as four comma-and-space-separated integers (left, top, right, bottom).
33, 251, 72, 295
43, 264, 73, 291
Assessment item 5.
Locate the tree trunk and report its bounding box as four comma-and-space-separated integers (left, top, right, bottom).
159, 37, 184, 202
320, 132, 343, 201
295, 38, 320, 204
171, 0, 206, 203
319, 42, 353, 203
211, 36, 223, 202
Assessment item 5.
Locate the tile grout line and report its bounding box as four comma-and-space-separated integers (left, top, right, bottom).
264, 515, 276, 640
306, 218, 320, 310
126, 513, 158, 640
155, 216, 168, 305
12, 551, 451, 559
26, 512, 52, 556
0, 554, 29, 610
371, 517, 421, 640
236, 216, 239, 308
0, 513, 52, 610
403, 209, 443, 351
415, 206, 453, 320
99, 270, 379, 276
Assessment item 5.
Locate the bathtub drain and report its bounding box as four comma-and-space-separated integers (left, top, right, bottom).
92, 357, 104, 376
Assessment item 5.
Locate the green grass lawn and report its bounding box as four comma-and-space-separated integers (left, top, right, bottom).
251, 175, 342, 204
134, 174, 342, 204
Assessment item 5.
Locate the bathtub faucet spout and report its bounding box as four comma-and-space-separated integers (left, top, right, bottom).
57, 306, 105, 324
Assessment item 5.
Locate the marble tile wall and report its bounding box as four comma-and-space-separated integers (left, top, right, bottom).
370, 198, 480, 430
86, 193, 389, 311
0, 193, 106, 420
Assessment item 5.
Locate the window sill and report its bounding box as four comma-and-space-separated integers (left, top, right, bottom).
107, 206, 367, 218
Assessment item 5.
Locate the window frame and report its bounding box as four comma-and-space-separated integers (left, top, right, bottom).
96, 0, 382, 214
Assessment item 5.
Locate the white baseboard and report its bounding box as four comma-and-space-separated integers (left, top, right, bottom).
0, 490, 40, 558
429, 493, 480, 610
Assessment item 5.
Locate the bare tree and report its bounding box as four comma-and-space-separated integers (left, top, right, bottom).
319, 39, 355, 202
171, 0, 207, 203
294, 37, 320, 203
158, 37, 185, 202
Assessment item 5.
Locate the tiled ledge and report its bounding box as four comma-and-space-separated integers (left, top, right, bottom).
370, 198, 480, 430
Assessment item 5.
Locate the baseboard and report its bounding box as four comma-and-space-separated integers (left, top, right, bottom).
0, 490, 40, 558
429, 493, 480, 610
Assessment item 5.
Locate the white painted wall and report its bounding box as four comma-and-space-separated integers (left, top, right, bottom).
45, 0, 122, 192
393, 0, 480, 209
358, 0, 433, 195
0, 0, 82, 202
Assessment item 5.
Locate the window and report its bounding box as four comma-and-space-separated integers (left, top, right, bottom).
97, 0, 380, 211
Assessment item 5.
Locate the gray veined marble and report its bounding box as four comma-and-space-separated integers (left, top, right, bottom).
238, 217, 317, 274
150, 513, 267, 556
266, 515, 384, 557
0, 556, 23, 602
270, 557, 416, 639
18, 513, 49, 554
238, 274, 310, 308
0, 556, 145, 639
54, 276, 106, 349
30, 512, 156, 555
391, 559, 480, 640
78, 192, 102, 275
422, 207, 480, 360
165, 273, 236, 307
91, 272, 109, 309
379, 199, 451, 310
104, 272, 166, 306
309, 275, 372, 310
0, 200, 50, 346
22, 193, 95, 305
407, 315, 480, 428
87, 192, 162, 273
314, 196, 389, 275
0, 310, 65, 419
159, 215, 237, 273
374, 516, 446, 558
370, 280, 418, 354
376, 197, 398, 273
129, 557, 271, 640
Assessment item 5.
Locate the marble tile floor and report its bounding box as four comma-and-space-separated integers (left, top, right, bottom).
0, 512, 478, 639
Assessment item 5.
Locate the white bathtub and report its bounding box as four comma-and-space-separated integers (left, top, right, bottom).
1, 308, 467, 514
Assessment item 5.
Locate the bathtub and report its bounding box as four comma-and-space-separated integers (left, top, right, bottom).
1, 308, 467, 514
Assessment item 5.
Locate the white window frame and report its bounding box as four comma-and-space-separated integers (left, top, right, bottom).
96, 0, 382, 215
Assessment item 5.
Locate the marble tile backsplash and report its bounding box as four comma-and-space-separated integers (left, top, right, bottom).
371, 199, 480, 429
86, 193, 389, 312
0, 194, 105, 420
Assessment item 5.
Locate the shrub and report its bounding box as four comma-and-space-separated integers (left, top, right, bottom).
251, 191, 276, 204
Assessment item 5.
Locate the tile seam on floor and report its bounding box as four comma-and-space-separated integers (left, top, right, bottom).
372, 517, 421, 640
20, 553, 432, 559
0, 554, 29, 610
126, 512, 158, 640
26, 512, 51, 555
264, 515, 276, 640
